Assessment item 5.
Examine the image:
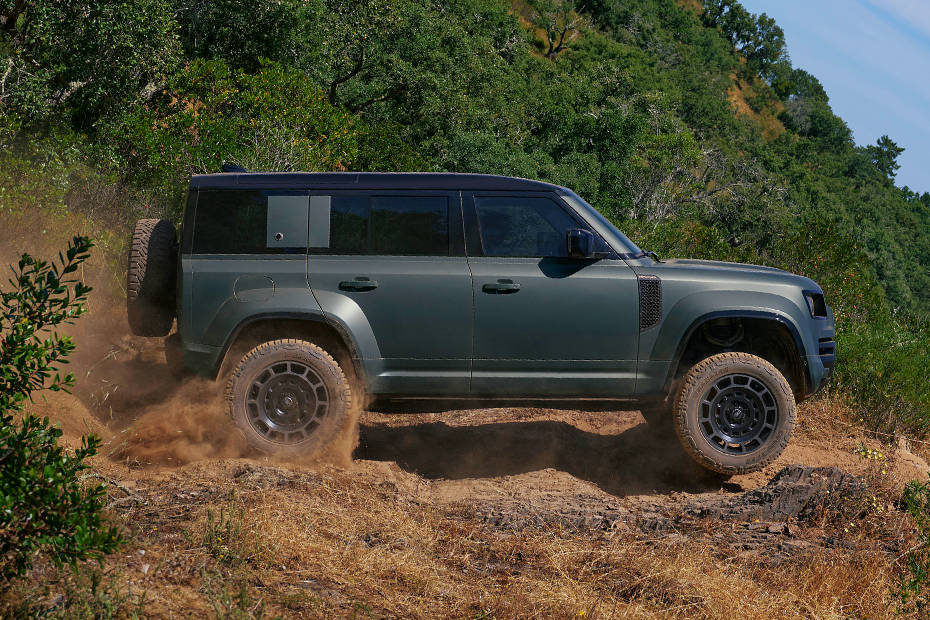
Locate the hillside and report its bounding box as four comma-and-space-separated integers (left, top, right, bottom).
3, 0, 930, 616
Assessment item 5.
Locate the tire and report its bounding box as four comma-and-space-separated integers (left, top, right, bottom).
226, 339, 352, 456
673, 352, 795, 476
127, 218, 177, 336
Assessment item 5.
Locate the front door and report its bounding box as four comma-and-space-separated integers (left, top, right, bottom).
465, 192, 639, 397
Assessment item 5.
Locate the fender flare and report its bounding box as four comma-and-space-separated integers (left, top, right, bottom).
662, 309, 810, 394
211, 311, 367, 382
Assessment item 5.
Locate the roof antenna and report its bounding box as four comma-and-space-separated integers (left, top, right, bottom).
221, 162, 248, 173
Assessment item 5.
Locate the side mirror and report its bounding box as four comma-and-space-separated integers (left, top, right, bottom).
566, 229, 595, 259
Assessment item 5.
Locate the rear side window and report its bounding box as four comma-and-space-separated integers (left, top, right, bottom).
311, 195, 449, 256
475, 195, 579, 257
193, 190, 307, 254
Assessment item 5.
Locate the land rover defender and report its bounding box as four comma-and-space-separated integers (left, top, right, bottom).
126, 172, 835, 475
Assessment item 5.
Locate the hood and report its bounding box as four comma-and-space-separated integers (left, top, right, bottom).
659, 258, 789, 275
636, 257, 821, 291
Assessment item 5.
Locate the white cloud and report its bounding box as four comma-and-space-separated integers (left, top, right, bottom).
862, 0, 930, 43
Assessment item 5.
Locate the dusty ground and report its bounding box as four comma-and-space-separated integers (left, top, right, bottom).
7, 325, 927, 618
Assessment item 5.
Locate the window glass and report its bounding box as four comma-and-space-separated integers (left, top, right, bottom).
371, 197, 448, 256
330, 195, 368, 253
475, 196, 579, 257
194, 190, 267, 254
313, 194, 449, 256
193, 189, 307, 254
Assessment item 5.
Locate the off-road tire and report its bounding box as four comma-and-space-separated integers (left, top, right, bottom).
127, 218, 177, 336
226, 339, 352, 457
674, 352, 795, 476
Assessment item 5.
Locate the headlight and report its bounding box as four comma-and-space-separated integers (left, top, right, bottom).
804, 291, 827, 318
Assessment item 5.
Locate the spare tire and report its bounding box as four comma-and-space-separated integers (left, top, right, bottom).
127, 218, 177, 336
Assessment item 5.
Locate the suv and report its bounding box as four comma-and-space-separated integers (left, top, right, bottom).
127, 172, 835, 475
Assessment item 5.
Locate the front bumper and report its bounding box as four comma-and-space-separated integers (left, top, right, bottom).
804, 309, 836, 396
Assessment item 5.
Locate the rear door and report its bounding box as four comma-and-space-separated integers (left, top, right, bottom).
306, 191, 473, 395
465, 191, 639, 397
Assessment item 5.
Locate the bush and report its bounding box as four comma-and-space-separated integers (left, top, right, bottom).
0, 237, 121, 584
894, 477, 930, 614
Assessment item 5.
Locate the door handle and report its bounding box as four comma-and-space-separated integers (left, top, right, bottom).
482, 279, 521, 294
339, 278, 379, 292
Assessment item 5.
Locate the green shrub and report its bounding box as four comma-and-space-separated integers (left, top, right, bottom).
894, 477, 930, 614
106, 58, 426, 218
0, 237, 121, 584
836, 319, 930, 436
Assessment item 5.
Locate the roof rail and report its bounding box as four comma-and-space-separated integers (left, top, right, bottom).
221, 162, 248, 173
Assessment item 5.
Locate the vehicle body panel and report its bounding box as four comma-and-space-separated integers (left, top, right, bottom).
468, 256, 639, 395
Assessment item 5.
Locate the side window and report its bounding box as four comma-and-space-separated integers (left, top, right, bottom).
193, 189, 307, 254
475, 196, 579, 257
371, 196, 448, 256
313, 195, 450, 256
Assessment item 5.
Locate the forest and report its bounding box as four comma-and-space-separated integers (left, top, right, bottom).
1, 0, 929, 432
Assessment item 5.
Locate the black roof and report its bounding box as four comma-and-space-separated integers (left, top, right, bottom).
190, 171, 562, 192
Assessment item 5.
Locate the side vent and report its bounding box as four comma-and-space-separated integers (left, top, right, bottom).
638, 275, 662, 331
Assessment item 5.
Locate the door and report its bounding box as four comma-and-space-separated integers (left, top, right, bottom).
465, 192, 639, 397
307, 191, 473, 395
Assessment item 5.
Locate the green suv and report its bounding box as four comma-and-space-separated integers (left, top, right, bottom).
126, 172, 835, 475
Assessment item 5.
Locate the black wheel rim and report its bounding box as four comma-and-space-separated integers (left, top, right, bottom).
699, 373, 778, 455
246, 361, 329, 444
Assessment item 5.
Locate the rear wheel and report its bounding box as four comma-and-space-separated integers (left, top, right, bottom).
674, 352, 795, 475
226, 339, 352, 456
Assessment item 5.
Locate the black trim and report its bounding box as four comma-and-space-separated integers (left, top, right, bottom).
180, 189, 197, 255
802, 289, 829, 319
191, 172, 564, 192
638, 275, 662, 331
818, 337, 836, 370
663, 310, 811, 395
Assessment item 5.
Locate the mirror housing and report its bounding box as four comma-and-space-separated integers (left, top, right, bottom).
566, 229, 595, 259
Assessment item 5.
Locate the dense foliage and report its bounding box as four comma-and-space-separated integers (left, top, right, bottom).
1, 0, 929, 432
0, 237, 121, 583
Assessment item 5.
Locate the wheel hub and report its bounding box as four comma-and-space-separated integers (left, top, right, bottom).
245, 361, 330, 444
699, 374, 778, 455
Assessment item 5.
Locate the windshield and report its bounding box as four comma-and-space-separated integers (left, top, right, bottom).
557, 189, 643, 257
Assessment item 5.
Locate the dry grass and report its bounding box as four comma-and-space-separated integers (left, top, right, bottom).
4, 440, 913, 619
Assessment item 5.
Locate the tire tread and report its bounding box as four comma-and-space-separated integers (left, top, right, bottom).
673, 352, 796, 476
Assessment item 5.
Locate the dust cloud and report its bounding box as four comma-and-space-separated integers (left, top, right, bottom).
104, 378, 248, 467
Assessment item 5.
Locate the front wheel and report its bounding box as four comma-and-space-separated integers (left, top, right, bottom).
226, 339, 352, 456
674, 352, 795, 475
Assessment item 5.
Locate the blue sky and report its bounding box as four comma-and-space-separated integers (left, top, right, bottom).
738, 0, 930, 192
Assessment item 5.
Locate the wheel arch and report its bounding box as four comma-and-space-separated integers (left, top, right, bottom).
212, 312, 368, 392
664, 310, 810, 399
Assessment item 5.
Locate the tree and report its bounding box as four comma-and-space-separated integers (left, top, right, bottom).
701, 0, 787, 81
108, 59, 425, 216
532, 0, 586, 58
866, 135, 904, 181
1, 0, 180, 129
172, 0, 324, 74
